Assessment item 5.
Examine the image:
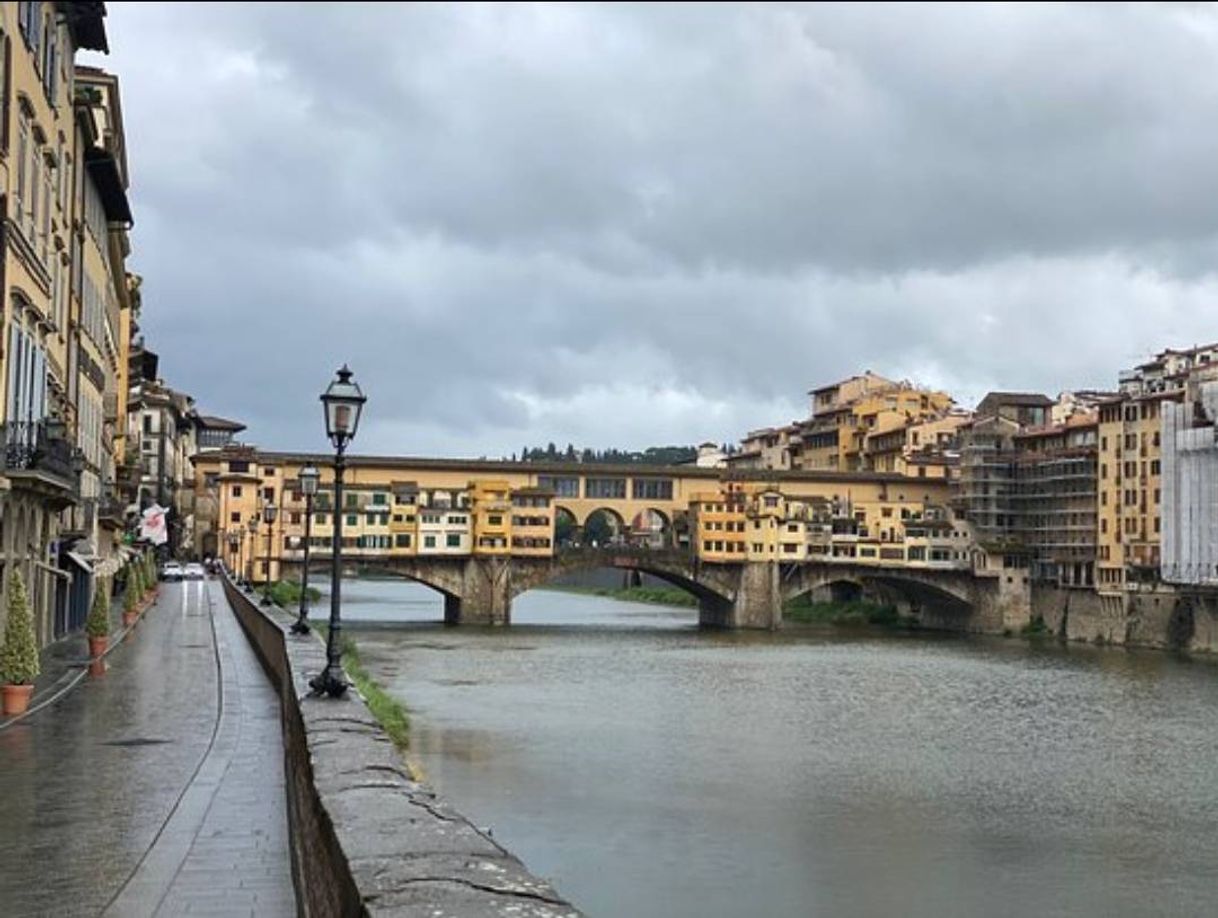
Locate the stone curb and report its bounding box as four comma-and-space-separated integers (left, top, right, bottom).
220, 576, 582, 917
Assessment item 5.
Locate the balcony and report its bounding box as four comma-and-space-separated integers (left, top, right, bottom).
99, 494, 127, 529
1, 421, 80, 508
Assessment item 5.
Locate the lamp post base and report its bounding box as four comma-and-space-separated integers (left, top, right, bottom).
309, 665, 348, 698
290, 618, 311, 635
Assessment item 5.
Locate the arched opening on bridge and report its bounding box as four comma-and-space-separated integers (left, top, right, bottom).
583, 508, 627, 548
555, 506, 579, 549
628, 508, 670, 549
300, 562, 459, 625
866, 576, 972, 621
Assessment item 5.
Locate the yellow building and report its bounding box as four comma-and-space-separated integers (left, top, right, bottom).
471, 479, 511, 555
1096, 392, 1177, 592
510, 486, 556, 557
0, 2, 128, 647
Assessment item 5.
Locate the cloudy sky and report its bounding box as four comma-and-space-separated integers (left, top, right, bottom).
84, 2, 1218, 457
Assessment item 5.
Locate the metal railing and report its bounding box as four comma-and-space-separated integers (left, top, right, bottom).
1, 420, 77, 484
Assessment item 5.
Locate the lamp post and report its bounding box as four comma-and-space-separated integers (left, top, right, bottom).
261, 502, 278, 605
245, 516, 258, 591
310, 365, 366, 697
291, 464, 319, 634
227, 529, 240, 579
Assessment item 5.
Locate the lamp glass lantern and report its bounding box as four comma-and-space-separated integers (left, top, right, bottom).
300, 464, 320, 497
263, 502, 278, 525
321, 365, 366, 449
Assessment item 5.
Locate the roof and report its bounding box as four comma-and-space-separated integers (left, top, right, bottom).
85, 147, 132, 224
977, 392, 1054, 407
62, 1, 108, 53
196, 415, 246, 432
198, 447, 947, 487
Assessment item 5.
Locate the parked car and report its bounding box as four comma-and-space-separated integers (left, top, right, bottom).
184, 563, 206, 581
161, 562, 184, 582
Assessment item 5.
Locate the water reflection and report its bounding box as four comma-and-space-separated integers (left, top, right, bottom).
325, 578, 1218, 918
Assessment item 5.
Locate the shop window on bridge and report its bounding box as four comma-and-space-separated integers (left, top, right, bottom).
538, 476, 579, 497
632, 478, 673, 500
586, 477, 626, 499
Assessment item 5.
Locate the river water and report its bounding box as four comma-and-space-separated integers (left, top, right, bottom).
321, 577, 1218, 918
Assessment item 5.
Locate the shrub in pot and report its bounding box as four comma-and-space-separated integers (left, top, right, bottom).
1, 569, 40, 715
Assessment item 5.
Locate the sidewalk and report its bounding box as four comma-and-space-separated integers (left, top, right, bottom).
0, 578, 296, 917
0, 589, 132, 731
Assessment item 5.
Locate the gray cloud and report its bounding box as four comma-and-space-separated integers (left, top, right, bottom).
90, 2, 1218, 456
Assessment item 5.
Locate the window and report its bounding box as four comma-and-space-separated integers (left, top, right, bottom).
395, 534, 411, 548
263, 487, 274, 501
229, 460, 249, 473
424, 535, 436, 549
263, 467, 275, 477
315, 513, 328, 525
143, 415, 153, 434
488, 514, 502, 526
393, 514, 403, 523
446, 534, 461, 548
290, 512, 301, 525
537, 475, 579, 497
232, 485, 243, 498
230, 512, 241, 523
372, 492, 386, 505
1151, 460, 1160, 475
632, 478, 674, 500
346, 514, 358, 526
585, 477, 626, 499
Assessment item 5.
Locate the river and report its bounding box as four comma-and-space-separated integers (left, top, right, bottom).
318, 576, 1218, 918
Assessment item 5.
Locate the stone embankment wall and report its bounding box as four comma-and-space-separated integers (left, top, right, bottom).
221, 578, 580, 917
1031, 584, 1218, 653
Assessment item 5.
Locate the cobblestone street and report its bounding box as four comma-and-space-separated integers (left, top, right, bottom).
0, 580, 296, 917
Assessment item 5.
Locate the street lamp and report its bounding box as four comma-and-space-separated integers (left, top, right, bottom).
261, 502, 278, 605
310, 365, 366, 697
227, 529, 240, 579
245, 516, 259, 591
291, 464, 320, 634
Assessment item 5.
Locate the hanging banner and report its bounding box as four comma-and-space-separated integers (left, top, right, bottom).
140, 504, 169, 545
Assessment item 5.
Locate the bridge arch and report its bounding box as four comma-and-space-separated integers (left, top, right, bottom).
509, 548, 736, 609
780, 564, 974, 617
582, 507, 627, 547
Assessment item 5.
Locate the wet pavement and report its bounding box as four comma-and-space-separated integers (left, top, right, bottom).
0, 579, 296, 917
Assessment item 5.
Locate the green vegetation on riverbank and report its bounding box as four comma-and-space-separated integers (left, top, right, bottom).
782, 595, 917, 629
318, 626, 410, 752
263, 580, 322, 608
539, 584, 698, 607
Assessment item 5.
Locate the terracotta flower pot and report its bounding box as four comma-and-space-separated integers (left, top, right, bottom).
89, 635, 109, 658
88, 658, 106, 678
2, 683, 34, 716
123, 610, 138, 627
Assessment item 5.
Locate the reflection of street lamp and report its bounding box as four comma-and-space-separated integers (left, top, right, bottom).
245, 516, 258, 591
291, 465, 319, 634
309, 365, 366, 698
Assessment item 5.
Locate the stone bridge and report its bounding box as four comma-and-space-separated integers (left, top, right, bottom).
283, 549, 1031, 632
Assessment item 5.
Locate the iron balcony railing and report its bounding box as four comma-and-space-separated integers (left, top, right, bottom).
1, 420, 78, 486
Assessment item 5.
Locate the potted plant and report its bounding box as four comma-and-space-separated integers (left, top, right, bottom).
127, 565, 142, 616
87, 580, 111, 657
1, 569, 40, 716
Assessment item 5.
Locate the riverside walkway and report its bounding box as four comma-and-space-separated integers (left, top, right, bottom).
0, 578, 296, 917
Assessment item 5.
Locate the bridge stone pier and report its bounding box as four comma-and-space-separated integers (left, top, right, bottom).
283, 549, 1033, 633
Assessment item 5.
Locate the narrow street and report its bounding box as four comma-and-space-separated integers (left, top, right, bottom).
0, 580, 296, 917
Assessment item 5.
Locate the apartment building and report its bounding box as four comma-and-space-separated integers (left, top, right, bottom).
0, 2, 139, 647
691, 480, 969, 570
736, 372, 957, 474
